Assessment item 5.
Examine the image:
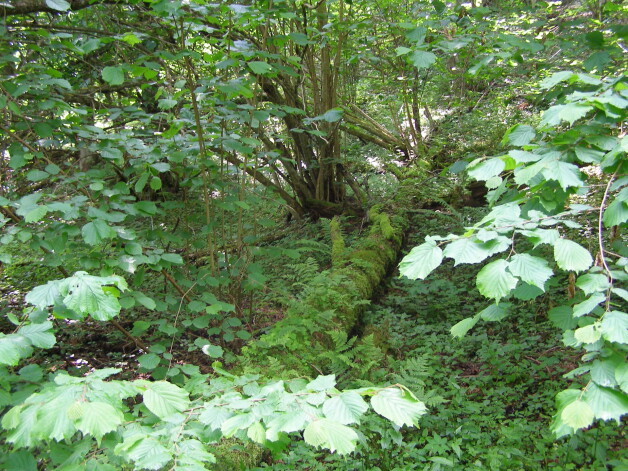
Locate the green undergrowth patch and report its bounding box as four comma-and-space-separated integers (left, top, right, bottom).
252, 210, 627, 470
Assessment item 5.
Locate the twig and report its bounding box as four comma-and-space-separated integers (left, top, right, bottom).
598, 170, 617, 311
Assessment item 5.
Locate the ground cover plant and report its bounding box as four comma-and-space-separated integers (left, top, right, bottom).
0, 0, 626, 469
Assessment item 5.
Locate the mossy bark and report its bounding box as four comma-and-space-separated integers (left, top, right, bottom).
219, 183, 423, 468
238, 204, 407, 376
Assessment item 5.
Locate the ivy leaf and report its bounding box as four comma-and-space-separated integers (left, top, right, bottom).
450, 315, 480, 338
508, 254, 553, 291
553, 239, 593, 273
75, 401, 123, 441
142, 381, 190, 418
101, 66, 124, 85
476, 259, 518, 302
583, 383, 628, 423
371, 387, 426, 427
561, 400, 594, 429
303, 418, 358, 454
399, 239, 443, 279
322, 391, 368, 425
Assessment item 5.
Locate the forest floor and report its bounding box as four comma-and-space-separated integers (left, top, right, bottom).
251, 209, 628, 471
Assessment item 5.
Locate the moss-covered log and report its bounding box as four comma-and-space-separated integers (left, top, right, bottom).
238, 204, 407, 376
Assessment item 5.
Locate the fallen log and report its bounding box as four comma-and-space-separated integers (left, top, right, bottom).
237, 204, 406, 376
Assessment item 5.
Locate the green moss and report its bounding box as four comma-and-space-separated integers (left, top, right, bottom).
329, 216, 346, 268
212, 438, 265, 471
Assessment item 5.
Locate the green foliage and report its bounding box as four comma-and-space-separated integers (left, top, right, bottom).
400, 71, 628, 436
0, 276, 425, 469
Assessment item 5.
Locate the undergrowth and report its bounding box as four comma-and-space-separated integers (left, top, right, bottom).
253, 210, 627, 471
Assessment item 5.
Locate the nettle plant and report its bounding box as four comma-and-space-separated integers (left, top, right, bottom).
400, 71, 627, 436
0, 272, 426, 470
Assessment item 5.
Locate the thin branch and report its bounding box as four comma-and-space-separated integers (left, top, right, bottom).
598, 170, 617, 310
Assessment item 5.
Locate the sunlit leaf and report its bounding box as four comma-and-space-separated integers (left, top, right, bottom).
554, 239, 593, 273
142, 381, 190, 418
303, 418, 358, 454
371, 387, 426, 427
476, 259, 518, 302
399, 239, 443, 279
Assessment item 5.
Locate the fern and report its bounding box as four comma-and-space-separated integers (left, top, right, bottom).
319, 333, 386, 388
390, 354, 446, 407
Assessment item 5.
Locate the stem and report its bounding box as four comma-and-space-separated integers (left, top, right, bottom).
598, 171, 617, 310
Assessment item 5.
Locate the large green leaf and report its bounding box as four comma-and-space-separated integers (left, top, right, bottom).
306, 375, 336, 392
603, 189, 628, 227
572, 294, 605, 317
553, 239, 593, 273
221, 413, 255, 437
466, 157, 505, 181
450, 315, 480, 338
479, 303, 511, 322
101, 66, 124, 85
503, 124, 536, 146
574, 323, 602, 344
410, 50, 436, 69
371, 387, 426, 427
600, 311, 628, 344
542, 160, 583, 190
303, 418, 358, 454
507, 254, 552, 291
583, 383, 628, 423
576, 273, 610, 295
443, 238, 495, 266
247, 61, 273, 75
142, 381, 190, 418
59, 272, 127, 321
74, 401, 123, 440
45, 0, 71, 11
322, 391, 368, 425
561, 400, 594, 429
19, 322, 56, 349
25, 280, 62, 308
0, 334, 33, 366
82, 220, 117, 246
476, 259, 518, 302
115, 435, 172, 471
399, 239, 443, 279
